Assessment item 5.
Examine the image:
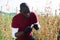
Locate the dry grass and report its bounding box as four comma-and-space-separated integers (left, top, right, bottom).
33, 15, 60, 40
0, 13, 60, 40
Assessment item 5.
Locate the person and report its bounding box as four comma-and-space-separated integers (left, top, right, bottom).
12, 3, 40, 40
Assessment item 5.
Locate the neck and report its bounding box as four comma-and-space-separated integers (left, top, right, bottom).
21, 14, 30, 18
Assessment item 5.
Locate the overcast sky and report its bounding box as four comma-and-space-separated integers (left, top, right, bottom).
0, 0, 60, 14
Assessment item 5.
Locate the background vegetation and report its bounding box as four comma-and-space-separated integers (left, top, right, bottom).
0, 11, 60, 40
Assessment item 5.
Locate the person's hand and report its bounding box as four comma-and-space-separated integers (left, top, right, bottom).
24, 26, 32, 34
15, 32, 24, 38
33, 24, 39, 30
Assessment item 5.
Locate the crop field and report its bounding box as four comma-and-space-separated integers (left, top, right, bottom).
0, 13, 60, 40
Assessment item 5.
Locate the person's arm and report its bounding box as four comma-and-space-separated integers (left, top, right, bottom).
12, 25, 32, 38
24, 26, 32, 34
15, 31, 24, 38
31, 12, 41, 30
12, 28, 18, 39
12, 28, 24, 38
32, 22, 41, 30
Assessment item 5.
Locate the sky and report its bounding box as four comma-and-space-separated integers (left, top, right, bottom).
0, 0, 60, 15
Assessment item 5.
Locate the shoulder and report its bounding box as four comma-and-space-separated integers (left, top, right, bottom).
13, 13, 21, 19
30, 12, 36, 17
30, 12, 35, 15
